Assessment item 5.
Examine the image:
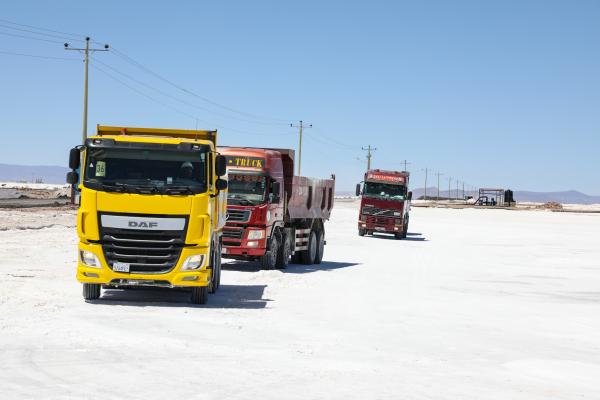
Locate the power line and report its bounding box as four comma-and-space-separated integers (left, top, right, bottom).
310, 126, 357, 150
0, 49, 80, 61
0, 18, 85, 39
110, 47, 292, 124
91, 63, 202, 122
92, 63, 293, 138
0, 23, 85, 42
0, 18, 293, 125
92, 57, 289, 127
0, 30, 65, 44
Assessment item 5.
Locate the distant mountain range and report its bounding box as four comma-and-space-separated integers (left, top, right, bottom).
410, 187, 600, 205
0, 163, 68, 184
1, 164, 599, 204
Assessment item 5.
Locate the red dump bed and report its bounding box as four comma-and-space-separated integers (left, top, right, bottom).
288, 175, 335, 221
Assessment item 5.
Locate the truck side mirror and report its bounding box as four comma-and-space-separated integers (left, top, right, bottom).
270, 181, 281, 203
272, 181, 281, 195
66, 171, 79, 185
215, 178, 228, 191
69, 147, 80, 170
215, 155, 227, 177
355, 184, 361, 197
408, 191, 413, 200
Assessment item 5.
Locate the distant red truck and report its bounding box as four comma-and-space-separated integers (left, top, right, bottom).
218, 146, 335, 269
356, 169, 412, 239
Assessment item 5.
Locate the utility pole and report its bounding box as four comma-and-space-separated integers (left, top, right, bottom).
361, 145, 377, 171
65, 37, 109, 144
399, 159, 411, 172
423, 168, 428, 201
290, 120, 312, 175
436, 172, 443, 201
448, 177, 452, 200
456, 180, 460, 200
462, 182, 465, 199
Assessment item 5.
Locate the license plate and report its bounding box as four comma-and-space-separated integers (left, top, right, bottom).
375, 227, 386, 231
113, 262, 130, 273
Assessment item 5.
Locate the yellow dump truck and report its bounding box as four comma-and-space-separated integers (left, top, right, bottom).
66, 126, 228, 304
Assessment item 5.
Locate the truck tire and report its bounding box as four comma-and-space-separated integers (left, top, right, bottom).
191, 286, 208, 304
314, 230, 325, 264
276, 232, 291, 269
83, 283, 101, 300
402, 216, 409, 239
209, 240, 221, 294
260, 235, 278, 270
358, 229, 366, 236
300, 230, 317, 265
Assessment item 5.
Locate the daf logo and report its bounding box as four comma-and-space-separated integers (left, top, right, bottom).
128, 221, 158, 229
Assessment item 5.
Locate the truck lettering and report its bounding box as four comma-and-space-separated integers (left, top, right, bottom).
128, 221, 158, 229
226, 156, 264, 169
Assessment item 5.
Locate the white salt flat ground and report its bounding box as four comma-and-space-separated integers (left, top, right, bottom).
1, 202, 599, 399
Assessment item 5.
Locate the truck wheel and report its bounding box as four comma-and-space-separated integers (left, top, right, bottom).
314, 230, 325, 264
260, 235, 278, 270
402, 216, 409, 239
191, 286, 208, 304
300, 230, 317, 265
83, 283, 101, 300
209, 241, 221, 294
394, 233, 403, 240
276, 233, 291, 269
358, 229, 366, 236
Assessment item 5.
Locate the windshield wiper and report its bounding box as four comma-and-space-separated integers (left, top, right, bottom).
164, 186, 194, 195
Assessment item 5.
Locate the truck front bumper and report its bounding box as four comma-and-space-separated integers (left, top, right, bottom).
222, 238, 266, 257
76, 242, 211, 287
358, 221, 402, 234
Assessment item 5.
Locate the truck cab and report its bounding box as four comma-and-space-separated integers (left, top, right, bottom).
356, 169, 411, 239
67, 126, 228, 304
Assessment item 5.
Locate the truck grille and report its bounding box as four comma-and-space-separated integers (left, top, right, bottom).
366, 216, 394, 225
226, 209, 251, 223
362, 206, 397, 217
99, 224, 186, 274
222, 228, 243, 247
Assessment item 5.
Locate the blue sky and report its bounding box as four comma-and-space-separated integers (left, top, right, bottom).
1, 0, 599, 194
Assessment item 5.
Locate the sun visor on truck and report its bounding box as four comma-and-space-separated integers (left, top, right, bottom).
85, 138, 210, 153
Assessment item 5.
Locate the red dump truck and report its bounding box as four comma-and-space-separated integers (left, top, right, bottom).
356, 169, 412, 239
217, 147, 335, 269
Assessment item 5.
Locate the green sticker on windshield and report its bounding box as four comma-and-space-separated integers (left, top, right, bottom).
96, 161, 106, 177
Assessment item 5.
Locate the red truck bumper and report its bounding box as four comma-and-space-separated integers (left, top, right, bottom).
221, 226, 267, 257
358, 220, 401, 234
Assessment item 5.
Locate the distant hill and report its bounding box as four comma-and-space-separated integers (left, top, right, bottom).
411, 187, 600, 205
0, 163, 68, 184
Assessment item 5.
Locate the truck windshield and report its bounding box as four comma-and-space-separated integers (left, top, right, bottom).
83, 147, 208, 194
364, 182, 407, 200
227, 173, 266, 205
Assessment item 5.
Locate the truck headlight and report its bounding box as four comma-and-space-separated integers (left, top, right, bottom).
80, 250, 101, 268
247, 230, 265, 240
181, 254, 206, 271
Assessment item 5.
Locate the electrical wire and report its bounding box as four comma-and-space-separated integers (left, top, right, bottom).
91, 63, 293, 137
0, 49, 81, 61
0, 23, 85, 42
110, 47, 292, 124
0, 30, 65, 44
92, 57, 291, 127
0, 18, 85, 39
0, 18, 294, 126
